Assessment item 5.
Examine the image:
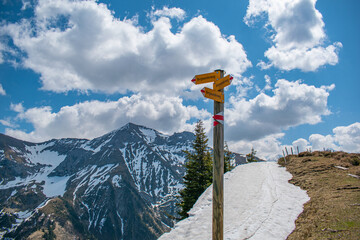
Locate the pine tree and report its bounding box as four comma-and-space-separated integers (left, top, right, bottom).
177, 120, 213, 219
246, 147, 257, 162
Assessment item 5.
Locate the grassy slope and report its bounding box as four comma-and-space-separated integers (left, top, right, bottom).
278, 151, 360, 239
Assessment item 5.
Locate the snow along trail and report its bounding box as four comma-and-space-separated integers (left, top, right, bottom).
159, 162, 309, 240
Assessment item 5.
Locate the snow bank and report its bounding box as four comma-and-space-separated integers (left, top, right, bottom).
159, 162, 309, 240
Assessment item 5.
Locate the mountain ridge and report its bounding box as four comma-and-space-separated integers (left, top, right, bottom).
0, 122, 195, 239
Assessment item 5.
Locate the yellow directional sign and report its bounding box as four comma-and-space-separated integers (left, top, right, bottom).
201, 87, 224, 103
213, 74, 233, 91
191, 71, 221, 85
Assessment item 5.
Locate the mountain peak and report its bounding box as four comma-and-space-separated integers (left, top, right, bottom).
115, 122, 150, 133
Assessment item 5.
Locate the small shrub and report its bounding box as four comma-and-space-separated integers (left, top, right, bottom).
277, 157, 286, 167
299, 152, 313, 157
348, 157, 360, 166
324, 151, 333, 157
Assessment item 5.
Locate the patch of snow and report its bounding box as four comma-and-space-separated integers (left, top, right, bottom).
10, 146, 23, 154
112, 175, 122, 188
73, 165, 97, 201
99, 217, 107, 229
72, 164, 118, 202
82, 136, 113, 154
0, 146, 69, 197
159, 162, 309, 240
139, 127, 157, 143
85, 164, 118, 195
335, 165, 348, 170
348, 174, 360, 179
37, 198, 53, 209
16, 210, 32, 222
43, 175, 70, 197
117, 211, 125, 240
0, 170, 70, 198
25, 144, 65, 166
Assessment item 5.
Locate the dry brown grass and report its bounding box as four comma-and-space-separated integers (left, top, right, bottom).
279, 151, 360, 240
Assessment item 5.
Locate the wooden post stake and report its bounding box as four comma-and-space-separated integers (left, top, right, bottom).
297, 146, 299, 156
213, 69, 224, 240
282, 150, 287, 164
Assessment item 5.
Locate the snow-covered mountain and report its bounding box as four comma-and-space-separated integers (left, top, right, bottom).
0, 123, 195, 239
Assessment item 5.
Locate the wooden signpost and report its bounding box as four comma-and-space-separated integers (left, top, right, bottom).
213, 74, 233, 91
191, 69, 232, 240
201, 87, 224, 103
192, 71, 221, 84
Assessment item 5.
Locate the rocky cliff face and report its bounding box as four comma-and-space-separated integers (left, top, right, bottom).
0, 123, 194, 240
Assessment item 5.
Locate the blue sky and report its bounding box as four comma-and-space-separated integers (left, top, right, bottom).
0, 0, 359, 159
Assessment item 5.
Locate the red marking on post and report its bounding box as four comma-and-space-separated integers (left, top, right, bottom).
213, 111, 224, 126
213, 115, 224, 121
191, 78, 196, 84
201, 87, 205, 97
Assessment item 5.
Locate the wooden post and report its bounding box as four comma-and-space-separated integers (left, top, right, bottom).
285, 147, 289, 156
297, 146, 299, 156
282, 150, 287, 164
213, 69, 224, 240
291, 147, 294, 155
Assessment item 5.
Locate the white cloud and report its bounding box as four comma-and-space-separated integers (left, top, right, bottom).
21, 0, 32, 10
245, 0, 342, 71
309, 134, 338, 151
6, 94, 211, 142
225, 79, 332, 141
264, 74, 272, 91
229, 122, 360, 160
0, 83, 6, 95
10, 102, 24, 113
1, 0, 251, 95
222, 78, 333, 159
290, 122, 360, 153
153, 6, 186, 21
292, 138, 310, 153
0, 119, 17, 128
255, 74, 272, 93
228, 133, 284, 160
333, 122, 360, 153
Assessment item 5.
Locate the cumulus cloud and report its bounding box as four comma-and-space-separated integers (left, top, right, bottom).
292, 138, 310, 152
152, 6, 186, 20
245, 0, 342, 71
332, 122, 360, 152
309, 134, 338, 151
10, 102, 24, 112
228, 133, 284, 160
225, 79, 332, 141
230, 122, 360, 160
290, 122, 360, 153
0, 83, 6, 95
1, 0, 251, 95
6, 94, 211, 142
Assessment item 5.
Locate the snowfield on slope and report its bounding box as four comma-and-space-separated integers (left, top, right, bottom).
159, 162, 309, 240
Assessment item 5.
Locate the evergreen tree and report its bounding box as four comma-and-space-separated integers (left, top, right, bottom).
177, 120, 213, 219
246, 147, 257, 162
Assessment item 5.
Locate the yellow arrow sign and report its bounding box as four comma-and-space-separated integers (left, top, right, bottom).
191, 71, 221, 85
201, 87, 224, 103
213, 74, 233, 91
